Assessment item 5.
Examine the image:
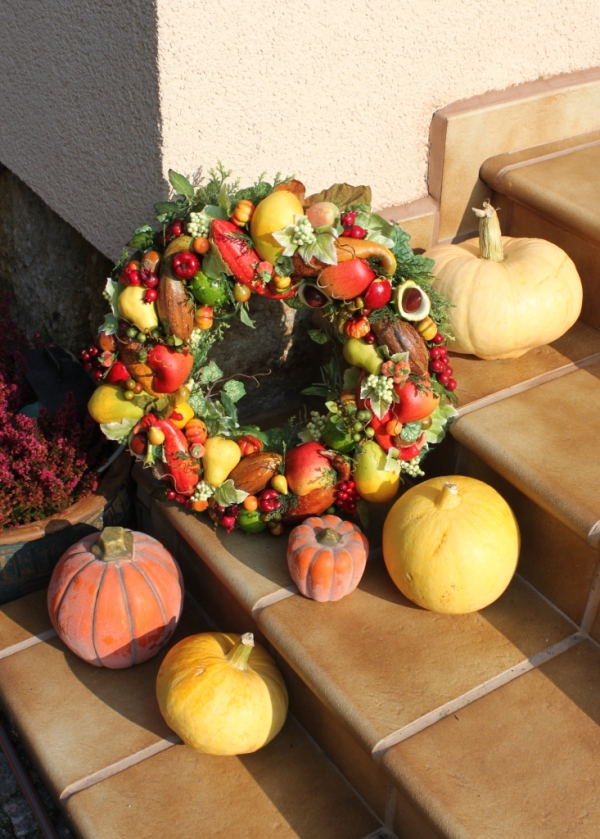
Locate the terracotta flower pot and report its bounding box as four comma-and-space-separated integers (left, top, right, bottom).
0, 451, 132, 605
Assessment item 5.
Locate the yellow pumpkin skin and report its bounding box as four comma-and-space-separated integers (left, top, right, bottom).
382, 476, 520, 614
425, 236, 582, 359
156, 632, 288, 755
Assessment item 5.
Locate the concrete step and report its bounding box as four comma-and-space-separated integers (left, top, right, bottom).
0, 590, 384, 839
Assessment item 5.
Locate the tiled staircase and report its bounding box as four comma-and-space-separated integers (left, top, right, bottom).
2, 81, 600, 837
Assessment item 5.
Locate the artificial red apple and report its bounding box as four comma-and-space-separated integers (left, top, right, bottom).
146, 344, 193, 394
317, 259, 375, 300
393, 377, 439, 424
363, 278, 392, 310
284, 441, 336, 496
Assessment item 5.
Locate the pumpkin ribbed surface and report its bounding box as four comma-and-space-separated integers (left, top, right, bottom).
47, 528, 183, 669
287, 514, 369, 602
156, 632, 288, 755
383, 476, 520, 614
425, 235, 582, 360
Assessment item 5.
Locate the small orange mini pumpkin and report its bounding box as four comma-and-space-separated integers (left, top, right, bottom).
47, 527, 184, 668
287, 514, 369, 602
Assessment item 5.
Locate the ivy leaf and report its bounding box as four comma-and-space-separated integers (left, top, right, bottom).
213, 479, 248, 507
238, 305, 256, 329
199, 361, 223, 384
168, 170, 194, 201
384, 447, 402, 475
188, 390, 207, 417
355, 212, 395, 249
99, 418, 138, 442
103, 278, 123, 318
272, 225, 299, 257
274, 255, 294, 277
222, 379, 246, 403
308, 329, 329, 345
220, 391, 238, 424
299, 230, 338, 266
359, 376, 393, 420
400, 421, 422, 443
424, 401, 458, 445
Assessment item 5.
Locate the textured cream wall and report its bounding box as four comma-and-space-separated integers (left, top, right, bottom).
1, 0, 600, 260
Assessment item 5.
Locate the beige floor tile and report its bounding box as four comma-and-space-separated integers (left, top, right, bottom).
0, 596, 209, 799
0, 589, 55, 654
258, 559, 574, 753
451, 362, 600, 549
65, 717, 380, 839
383, 640, 600, 839
461, 452, 598, 626
451, 321, 600, 415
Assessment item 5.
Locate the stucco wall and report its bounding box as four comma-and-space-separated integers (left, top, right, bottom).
1, 0, 600, 261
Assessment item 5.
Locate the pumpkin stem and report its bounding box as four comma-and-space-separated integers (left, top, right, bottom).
435, 482, 462, 511
228, 632, 254, 671
91, 527, 134, 561
315, 527, 342, 546
473, 202, 505, 262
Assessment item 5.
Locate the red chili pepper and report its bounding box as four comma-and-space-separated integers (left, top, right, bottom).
141, 414, 200, 495
172, 251, 200, 280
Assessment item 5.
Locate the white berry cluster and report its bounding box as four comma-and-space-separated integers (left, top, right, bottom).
191, 481, 214, 502
365, 374, 395, 400
400, 458, 425, 478
305, 411, 326, 441
186, 212, 210, 238
292, 216, 316, 246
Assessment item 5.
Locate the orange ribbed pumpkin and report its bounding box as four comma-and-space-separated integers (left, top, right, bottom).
287, 514, 369, 602
47, 527, 183, 668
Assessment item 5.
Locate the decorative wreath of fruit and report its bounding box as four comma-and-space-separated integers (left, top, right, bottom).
85, 164, 458, 536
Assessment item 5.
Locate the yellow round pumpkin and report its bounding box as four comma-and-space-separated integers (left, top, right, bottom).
156, 631, 288, 755
382, 475, 520, 613
424, 203, 582, 360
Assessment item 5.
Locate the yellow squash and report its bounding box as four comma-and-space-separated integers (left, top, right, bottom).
424, 203, 582, 359
383, 475, 520, 613
156, 632, 288, 755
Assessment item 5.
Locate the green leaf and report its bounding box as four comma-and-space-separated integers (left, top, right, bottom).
424, 401, 458, 445
384, 447, 402, 475
213, 479, 248, 506
98, 313, 119, 336
342, 366, 360, 392
272, 225, 298, 257
188, 390, 207, 417
99, 418, 138, 442
306, 183, 372, 211
202, 204, 228, 220
103, 278, 123, 318
284, 295, 305, 310
274, 255, 294, 277
220, 391, 238, 424
300, 384, 330, 398
222, 379, 246, 404
300, 231, 337, 266
238, 305, 256, 329
127, 230, 155, 250
400, 421, 422, 443
308, 328, 329, 345
325, 401, 339, 414
218, 182, 231, 215
202, 241, 232, 280
168, 170, 194, 201
155, 201, 179, 216
199, 361, 223, 384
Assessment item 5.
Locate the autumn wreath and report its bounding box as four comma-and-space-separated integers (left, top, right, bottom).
86, 165, 457, 535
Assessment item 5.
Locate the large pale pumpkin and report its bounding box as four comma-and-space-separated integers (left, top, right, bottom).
382, 476, 519, 614
287, 514, 369, 602
424, 203, 582, 359
156, 632, 288, 755
47, 527, 183, 668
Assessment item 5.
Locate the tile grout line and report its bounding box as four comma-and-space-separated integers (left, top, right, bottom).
456, 353, 600, 418
58, 735, 182, 802
370, 631, 583, 761
0, 629, 57, 660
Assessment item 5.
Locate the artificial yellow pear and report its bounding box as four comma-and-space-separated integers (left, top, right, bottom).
202, 436, 242, 486
353, 440, 400, 503
117, 285, 159, 333
87, 385, 144, 425
383, 475, 520, 613
250, 191, 304, 264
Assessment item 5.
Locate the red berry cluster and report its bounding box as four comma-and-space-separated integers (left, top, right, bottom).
335, 479, 361, 515
141, 269, 159, 303
340, 211, 367, 240
429, 335, 457, 391
80, 344, 111, 380
166, 489, 192, 507
157, 220, 185, 247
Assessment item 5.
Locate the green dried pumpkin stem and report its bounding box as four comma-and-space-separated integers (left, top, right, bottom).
228, 632, 254, 670
473, 202, 505, 262
316, 527, 342, 546
435, 482, 462, 511
91, 527, 134, 561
